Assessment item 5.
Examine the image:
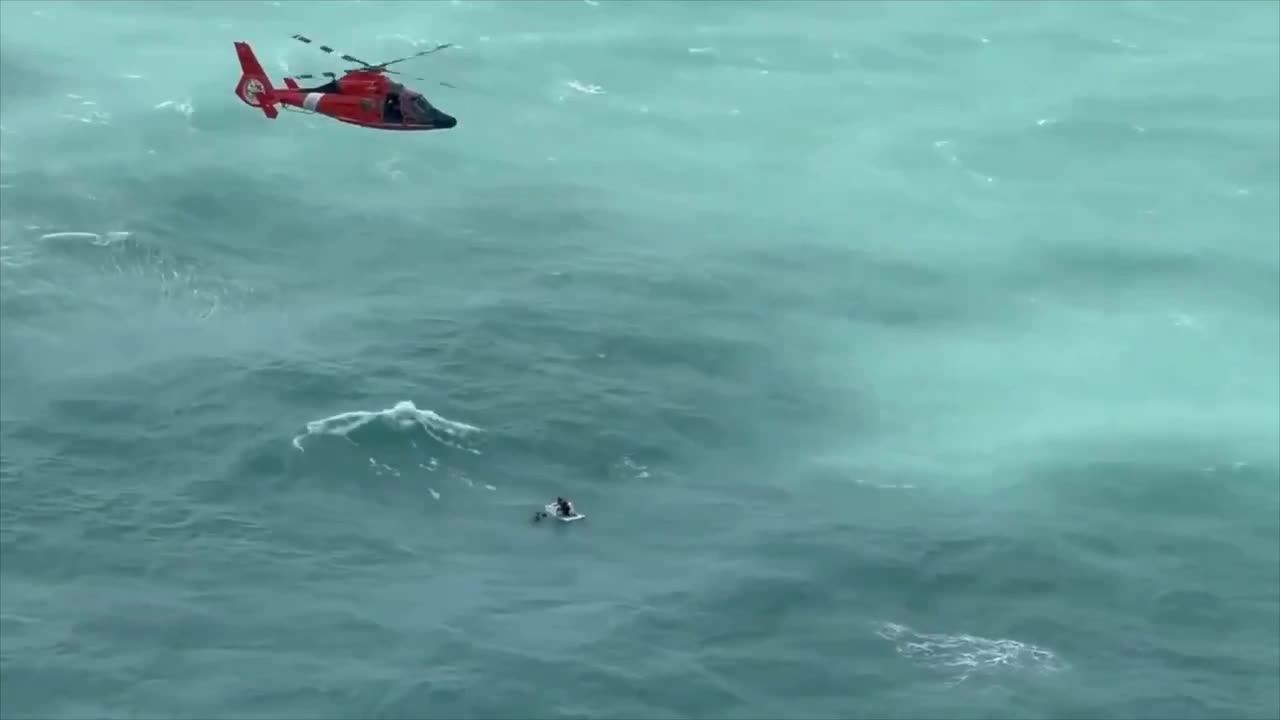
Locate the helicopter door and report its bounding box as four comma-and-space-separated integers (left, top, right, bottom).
382, 92, 405, 124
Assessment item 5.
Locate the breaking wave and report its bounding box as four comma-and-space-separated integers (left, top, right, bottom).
292, 400, 483, 454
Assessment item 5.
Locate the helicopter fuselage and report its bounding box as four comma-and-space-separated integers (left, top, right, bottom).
282, 70, 455, 131
233, 41, 457, 131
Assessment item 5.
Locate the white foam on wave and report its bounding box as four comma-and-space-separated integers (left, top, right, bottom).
932, 138, 995, 185
38, 231, 131, 245
292, 400, 482, 452
35, 229, 240, 321
54, 93, 111, 125
369, 458, 401, 477
153, 99, 195, 119
877, 621, 1065, 686
566, 80, 605, 95
610, 455, 650, 481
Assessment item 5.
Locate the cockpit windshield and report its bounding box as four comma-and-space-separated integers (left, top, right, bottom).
402, 92, 436, 122
381, 85, 457, 129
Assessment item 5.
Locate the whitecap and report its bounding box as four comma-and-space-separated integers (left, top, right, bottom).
39, 230, 133, 248
877, 621, 1065, 685
566, 80, 604, 95
40, 231, 101, 242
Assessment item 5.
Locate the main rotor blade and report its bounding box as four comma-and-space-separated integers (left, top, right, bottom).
372, 43, 453, 70
293, 72, 338, 80
290, 34, 373, 68
383, 69, 458, 89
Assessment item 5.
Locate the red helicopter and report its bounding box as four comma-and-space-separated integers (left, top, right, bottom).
233, 34, 457, 131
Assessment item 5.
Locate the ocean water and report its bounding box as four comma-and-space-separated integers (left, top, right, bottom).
1, 0, 1278, 718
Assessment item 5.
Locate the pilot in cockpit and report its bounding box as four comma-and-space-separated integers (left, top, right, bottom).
382, 85, 456, 129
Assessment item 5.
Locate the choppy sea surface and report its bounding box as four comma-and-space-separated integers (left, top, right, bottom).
1, 1, 1278, 718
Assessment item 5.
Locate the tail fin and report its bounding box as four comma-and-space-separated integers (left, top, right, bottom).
233, 41, 279, 119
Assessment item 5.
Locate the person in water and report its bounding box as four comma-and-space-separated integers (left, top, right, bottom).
532, 497, 575, 522
555, 497, 574, 517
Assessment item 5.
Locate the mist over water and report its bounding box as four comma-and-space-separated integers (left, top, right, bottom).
2, 1, 1277, 718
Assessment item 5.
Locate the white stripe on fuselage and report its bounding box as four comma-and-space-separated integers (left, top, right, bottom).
302, 93, 323, 112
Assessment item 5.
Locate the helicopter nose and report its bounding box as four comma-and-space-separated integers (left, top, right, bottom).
433, 110, 457, 129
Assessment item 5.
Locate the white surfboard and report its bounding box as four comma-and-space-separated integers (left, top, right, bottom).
544, 503, 585, 522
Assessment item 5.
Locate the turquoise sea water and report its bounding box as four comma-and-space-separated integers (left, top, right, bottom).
2, 1, 1278, 718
